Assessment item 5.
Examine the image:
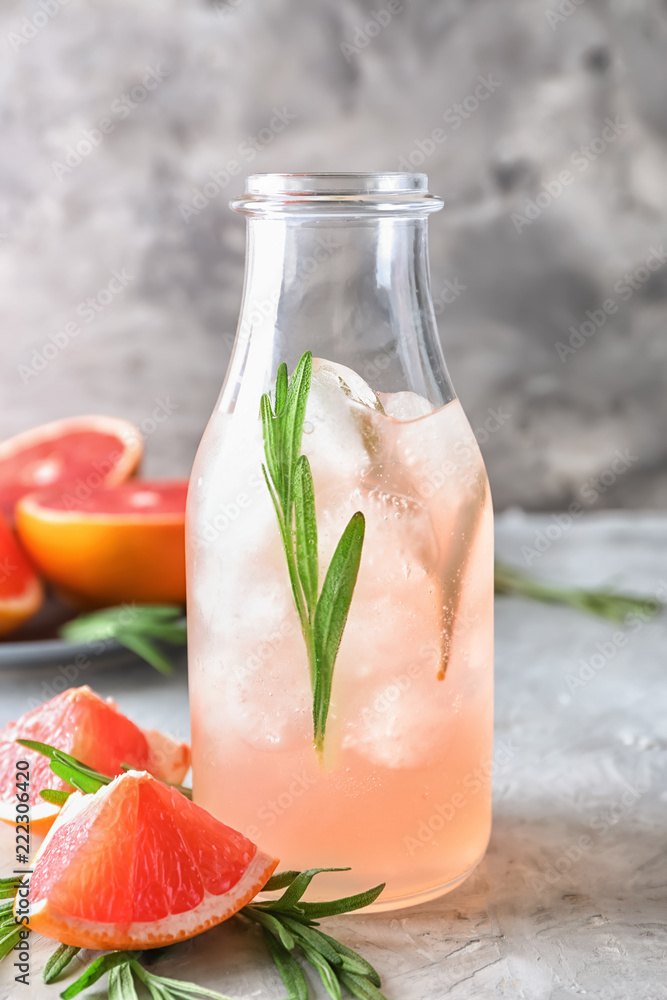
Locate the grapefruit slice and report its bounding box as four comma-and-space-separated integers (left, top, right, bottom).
0, 511, 43, 636
0, 416, 142, 521
15, 480, 187, 606
0, 686, 190, 835
25, 770, 278, 950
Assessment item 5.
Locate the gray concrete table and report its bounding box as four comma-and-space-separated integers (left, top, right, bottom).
1, 512, 666, 1000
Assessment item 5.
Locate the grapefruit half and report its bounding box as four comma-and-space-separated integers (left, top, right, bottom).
0, 686, 190, 835
24, 770, 278, 950
15, 481, 187, 606
0, 415, 142, 520
0, 511, 43, 636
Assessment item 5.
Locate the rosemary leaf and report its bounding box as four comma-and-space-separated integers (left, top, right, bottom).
0, 876, 21, 900
16, 740, 110, 793
49, 759, 109, 794
132, 622, 187, 643
0, 925, 22, 964
305, 945, 342, 1000
263, 870, 301, 892
139, 978, 168, 1000
243, 907, 296, 950
262, 929, 309, 1000
14, 737, 56, 760
275, 361, 289, 415
315, 930, 382, 986
43, 943, 81, 984
282, 351, 313, 504
0, 921, 17, 938
262, 463, 285, 534
109, 962, 139, 1000
59, 951, 136, 998
260, 395, 281, 495
338, 970, 387, 1000
279, 918, 342, 967
132, 960, 240, 999
259, 867, 348, 912
40, 788, 72, 806
113, 632, 175, 676
312, 511, 365, 752
297, 881, 385, 920
294, 455, 319, 617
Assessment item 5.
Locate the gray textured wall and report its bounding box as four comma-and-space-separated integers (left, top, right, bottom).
2, 0, 666, 511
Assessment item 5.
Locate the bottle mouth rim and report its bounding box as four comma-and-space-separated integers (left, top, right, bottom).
231, 173, 444, 216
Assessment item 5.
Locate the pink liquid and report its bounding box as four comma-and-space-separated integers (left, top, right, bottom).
187, 377, 493, 909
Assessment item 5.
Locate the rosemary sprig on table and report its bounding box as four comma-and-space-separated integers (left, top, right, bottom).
59, 605, 186, 675
46, 948, 240, 999
36, 870, 385, 999
244, 868, 385, 1000
260, 352, 365, 755
6, 742, 387, 999
494, 561, 661, 624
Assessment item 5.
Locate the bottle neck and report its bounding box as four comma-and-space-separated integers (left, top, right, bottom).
221, 214, 454, 418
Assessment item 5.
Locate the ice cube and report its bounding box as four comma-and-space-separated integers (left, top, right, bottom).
311, 358, 384, 412
194, 540, 313, 753
377, 390, 434, 421
332, 532, 459, 770
326, 483, 444, 704
341, 669, 461, 769
303, 359, 386, 496
221, 592, 313, 752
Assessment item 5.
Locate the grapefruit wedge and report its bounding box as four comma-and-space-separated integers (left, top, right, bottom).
25, 770, 278, 950
0, 416, 142, 521
0, 686, 190, 835
15, 480, 187, 606
0, 511, 43, 636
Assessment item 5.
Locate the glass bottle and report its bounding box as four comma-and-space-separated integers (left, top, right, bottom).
187, 173, 493, 911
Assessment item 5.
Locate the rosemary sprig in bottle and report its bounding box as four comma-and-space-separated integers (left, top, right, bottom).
260, 352, 365, 756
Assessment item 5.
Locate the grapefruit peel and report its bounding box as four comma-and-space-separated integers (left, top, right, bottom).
0, 415, 142, 521
14, 480, 187, 607
0, 511, 43, 636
